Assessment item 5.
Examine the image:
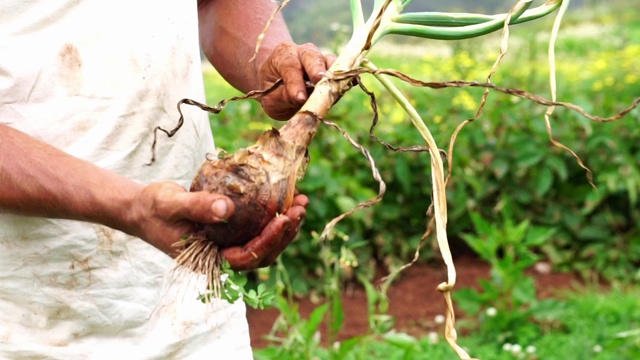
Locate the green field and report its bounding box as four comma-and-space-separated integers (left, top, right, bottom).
200, 2, 639, 359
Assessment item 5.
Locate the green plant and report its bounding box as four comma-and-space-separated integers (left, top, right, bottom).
200, 0, 640, 292
254, 228, 431, 360
197, 2, 640, 357
256, 232, 362, 360
198, 261, 276, 309
256, 286, 640, 359
454, 197, 565, 346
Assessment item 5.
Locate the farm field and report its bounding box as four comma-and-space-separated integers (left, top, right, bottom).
198, 1, 640, 359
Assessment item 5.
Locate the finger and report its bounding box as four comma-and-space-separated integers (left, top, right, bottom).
158, 189, 235, 224
258, 204, 307, 267
324, 53, 337, 69
222, 215, 290, 271
277, 54, 307, 106
291, 193, 309, 208
297, 43, 329, 84
261, 89, 297, 120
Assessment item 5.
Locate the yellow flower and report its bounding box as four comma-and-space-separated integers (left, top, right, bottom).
390, 107, 405, 124
624, 73, 638, 85
593, 58, 608, 71
455, 50, 475, 69
452, 90, 479, 112
591, 80, 603, 92
604, 76, 615, 87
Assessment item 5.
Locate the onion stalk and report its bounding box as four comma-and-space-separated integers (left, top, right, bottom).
175, 1, 564, 358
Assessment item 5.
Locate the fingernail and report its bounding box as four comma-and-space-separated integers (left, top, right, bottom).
317, 71, 326, 77
211, 199, 229, 219
296, 91, 307, 102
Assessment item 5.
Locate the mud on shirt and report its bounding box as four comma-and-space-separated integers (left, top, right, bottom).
0, 1, 252, 358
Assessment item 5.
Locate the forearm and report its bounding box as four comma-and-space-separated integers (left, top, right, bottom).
0, 124, 141, 233
198, 0, 293, 93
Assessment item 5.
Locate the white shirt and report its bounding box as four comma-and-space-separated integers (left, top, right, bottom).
0, 1, 252, 358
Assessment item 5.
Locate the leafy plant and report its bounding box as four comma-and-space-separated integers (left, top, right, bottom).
197, 2, 640, 357
455, 197, 565, 346
198, 262, 276, 310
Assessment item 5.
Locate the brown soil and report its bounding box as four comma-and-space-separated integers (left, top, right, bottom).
246, 256, 583, 349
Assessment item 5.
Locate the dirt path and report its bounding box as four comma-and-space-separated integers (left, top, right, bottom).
247, 256, 582, 348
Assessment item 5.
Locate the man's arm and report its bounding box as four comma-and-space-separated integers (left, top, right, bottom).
198, 0, 291, 93
198, 0, 335, 120
0, 124, 234, 256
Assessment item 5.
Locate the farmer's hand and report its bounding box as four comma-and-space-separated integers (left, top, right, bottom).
129, 182, 235, 257
258, 42, 336, 120
222, 193, 308, 271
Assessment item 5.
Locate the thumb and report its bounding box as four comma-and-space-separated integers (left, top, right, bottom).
171, 191, 235, 224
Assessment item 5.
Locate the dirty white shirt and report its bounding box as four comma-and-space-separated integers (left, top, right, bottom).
0, 0, 252, 359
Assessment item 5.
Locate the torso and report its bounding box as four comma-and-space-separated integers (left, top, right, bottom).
0, 1, 251, 358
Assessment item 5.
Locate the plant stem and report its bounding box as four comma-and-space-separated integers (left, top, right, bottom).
277, 1, 402, 148
363, 60, 475, 359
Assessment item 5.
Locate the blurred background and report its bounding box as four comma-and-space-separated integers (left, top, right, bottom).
206, 0, 639, 288
201, 1, 640, 357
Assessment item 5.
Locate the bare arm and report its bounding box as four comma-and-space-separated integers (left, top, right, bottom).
198, 0, 292, 93
0, 124, 234, 256
1, 0, 322, 268
0, 124, 305, 269
198, 0, 335, 120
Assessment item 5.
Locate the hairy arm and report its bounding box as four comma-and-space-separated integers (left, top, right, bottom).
0, 124, 233, 255
198, 0, 292, 93
198, 0, 334, 120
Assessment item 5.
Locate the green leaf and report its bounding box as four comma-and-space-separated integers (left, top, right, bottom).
546, 156, 568, 181
525, 226, 556, 247
534, 167, 554, 197
233, 273, 248, 287
461, 233, 493, 260
626, 177, 638, 205
359, 275, 381, 314
576, 225, 612, 241
383, 331, 418, 349
581, 189, 607, 216
512, 276, 537, 306
244, 291, 258, 309
259, 293, 275, 310
469, 211, 494, 237
301, 303, 330, 341
453, 288, 484, 314
330, 292, 345, 335
335, 196, 358, 214
507, 219, 531, 243
336, 336, 365, 358
541, 243, 572, 265
492, 157, 510, 179
371, 314, 396, 334
530, 299, 568, 322
395, 156, 412, 193
517, 150, 544, 168
257, 283, 267, 293
561, 211, 583, 233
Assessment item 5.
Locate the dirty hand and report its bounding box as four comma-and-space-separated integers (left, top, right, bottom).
222, 193, 308, 271
128, 181, 235, 257
258, 42, 336, 120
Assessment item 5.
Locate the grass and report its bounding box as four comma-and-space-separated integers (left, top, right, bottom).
253, 286, 640, 359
